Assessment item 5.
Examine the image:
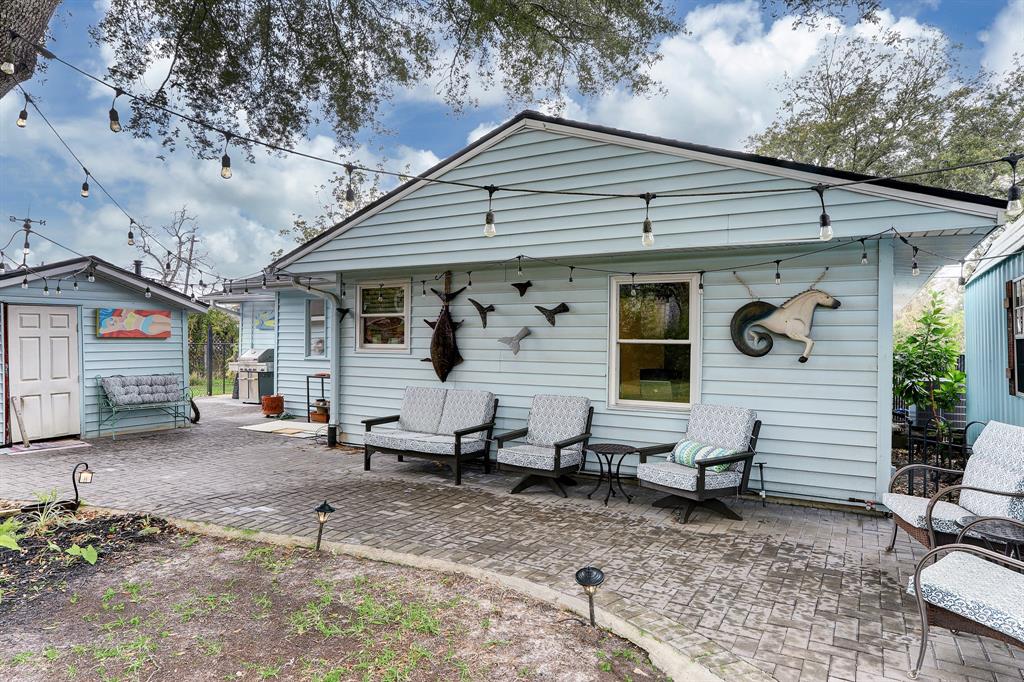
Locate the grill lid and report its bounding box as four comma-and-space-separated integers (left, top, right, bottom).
238, 347, 274, 363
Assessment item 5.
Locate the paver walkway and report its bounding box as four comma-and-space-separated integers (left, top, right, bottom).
2, 397, 1022, 682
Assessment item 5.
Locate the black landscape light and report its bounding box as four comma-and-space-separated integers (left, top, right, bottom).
314, 500, 335, 551
575, 565, 605, 627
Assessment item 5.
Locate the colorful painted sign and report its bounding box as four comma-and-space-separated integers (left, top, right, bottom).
254, 309, 276, 331
96, 308, 172, 339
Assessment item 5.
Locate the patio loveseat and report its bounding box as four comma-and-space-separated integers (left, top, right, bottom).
636, 404, 761, 523
363, 387, 498, 486
884, 420, 1024, 550
96, 374, 192, 439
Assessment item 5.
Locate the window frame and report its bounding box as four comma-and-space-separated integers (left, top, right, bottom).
304, 298, 327, 359
355, 281, 412, 354
1009, 276, 1024, 397
607, 272, 701, 412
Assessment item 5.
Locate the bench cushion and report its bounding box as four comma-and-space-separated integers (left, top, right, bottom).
881, 493, 970, 535
684, 404, 758, 452
436, 390, 495, 435
364, 429, 486, 456
960, 421, 1024, 520
100, 374, 183, 406
497, 444, 582, 471
637, 461, 742, 492
525, 394, 590, 453
907, 550, 1024, 643
397, 387, 447, 434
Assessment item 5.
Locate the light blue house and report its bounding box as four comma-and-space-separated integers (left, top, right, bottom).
965, 221, 1024, 427
264, 111, 1005, 506
0, 255, 206, 444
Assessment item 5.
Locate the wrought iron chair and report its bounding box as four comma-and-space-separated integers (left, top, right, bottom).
907, 517, 1024, 679
495, 394, 593, 498
884, 420, 1024, 550
636, 404, 761, 523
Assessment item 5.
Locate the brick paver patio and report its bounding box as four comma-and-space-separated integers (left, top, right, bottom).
2, 397, 1022, 682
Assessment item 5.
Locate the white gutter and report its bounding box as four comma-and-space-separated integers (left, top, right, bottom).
290, 275, 343, 446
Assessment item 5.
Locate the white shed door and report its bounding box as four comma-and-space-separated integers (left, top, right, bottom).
8, 306, 80, 441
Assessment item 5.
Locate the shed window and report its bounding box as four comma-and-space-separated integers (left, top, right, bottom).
357, 282, 410, 352
609, 274, 700, 410
306, 299, 326, 358
1009, 277, 1024, 396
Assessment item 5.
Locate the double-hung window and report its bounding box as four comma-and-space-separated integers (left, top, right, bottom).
356, 282, 410, 352
609, 274, 700, 409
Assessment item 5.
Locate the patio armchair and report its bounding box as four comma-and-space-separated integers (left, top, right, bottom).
363, 387, 498, 486
907, 517, 1024, 679
495, 394, 593, 498
884, 420, 1024, 550
636, 404, 761, 523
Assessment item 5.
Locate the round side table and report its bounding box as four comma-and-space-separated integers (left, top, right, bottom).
585, 443, 636, 506
955, 515, 1024, 561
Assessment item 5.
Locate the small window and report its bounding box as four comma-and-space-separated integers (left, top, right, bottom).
1009, 277, 1024, 396
306, 299, 326, 357
609, 274, 700, 410
357, 282, 410, 352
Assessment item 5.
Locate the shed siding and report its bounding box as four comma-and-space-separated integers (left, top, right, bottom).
239, 300, 276, 353
1, 278, 189, 440
272, 244, 883, 504
965, 252, 1024, 427
276, 291, 331, 418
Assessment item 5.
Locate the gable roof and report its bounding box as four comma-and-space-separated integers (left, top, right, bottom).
0, 255, 208, 312
271, 110, 1006, 271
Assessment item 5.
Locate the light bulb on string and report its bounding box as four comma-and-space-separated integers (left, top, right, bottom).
1005, 154, 1023, 218
630, 273, 638, 296
144, 285, 151, 298
483, 185, 497, 237
73, 279, 79, 291
42, 281, 50, 296
568, 266, 574, 284
421, 280, 427, 297
127, 220, 135, 246
860, 239, 869, 266
108, 88, 123, 133
1, 56, 14, 76
377, 283, 384, 303
640, 193, 655, 248
87, 268, 95, 283
911, 247, 920, 276
20, 276, 28, 289
165, 252, 172, 272
344, 164, 356, 211
958, 260, 966, 289
22, 229, 30, 255
16, 94, 28, 128
467, 271, 472, 288
517, 256, 523, 278
698, 271, 704, 296
55, 282, 61, 296
244, 282, 250, 295
774, 261, 781, 286
80, 169, 90, 198
814, 184, 832, 241
261, 274, 267, 289
220, 133, 233, 179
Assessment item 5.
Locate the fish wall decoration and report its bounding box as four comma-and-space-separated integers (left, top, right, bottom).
422, 286, 466, 381
498, 327, 531, 355
511, 281, 533, 297
468, 298, 495, 328
535, 302, 569, 326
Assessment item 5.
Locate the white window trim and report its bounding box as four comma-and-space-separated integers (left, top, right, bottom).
304, 298, 327, 360
355, 281, 412, 353
607, 273, 701, 412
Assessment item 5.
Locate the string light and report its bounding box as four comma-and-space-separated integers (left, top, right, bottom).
20, 276, 28, 289
220, 133, 233, 179
421, 280, 427, 297
1006, 154, 1023, 219
630, 272, 638, 296
306, 278, 312, 292
87, 267, 95, 283
698, 271, 704, 295
165, 251, 172, 272
22, 228, 30, 255
483, 185, 498, 237
127, 220, 135, 246
42, 280, 50, 296
343, 164, 356, 211
641, 193, 655, 248
108, 87, 122, 133
244, 282, 250, 294
911, 246, 920, 276
80, 169, 90, 198
377, 283, 384, 303
958, 260, 966, 288
0, 254, 5, 272
774, 260, 781, 285
73, 279, 79, 291
568, 266, 574, 284
144, 285, 152, 298
467, 271, 472, 288
1, 33, 14, 75
814, 184, 832, 241
16, 93, 28, 128
517, 255, 523, 278
261, 273, 267, 289
55, 282, 61, 295
860, 239, 868, 265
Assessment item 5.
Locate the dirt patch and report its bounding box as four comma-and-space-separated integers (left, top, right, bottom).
0, 513, 668, 682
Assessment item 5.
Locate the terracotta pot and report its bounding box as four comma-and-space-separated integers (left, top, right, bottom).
261, 394, 284, 416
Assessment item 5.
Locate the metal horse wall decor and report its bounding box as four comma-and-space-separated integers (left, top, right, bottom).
730, 271, 841, 363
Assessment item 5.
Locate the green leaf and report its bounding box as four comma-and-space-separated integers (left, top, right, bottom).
80, 545, 98, 565
0, 534, 21, 551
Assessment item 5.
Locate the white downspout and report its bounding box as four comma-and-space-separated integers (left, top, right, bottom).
290, 275, 343, 446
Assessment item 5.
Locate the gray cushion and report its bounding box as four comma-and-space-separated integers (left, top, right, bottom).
100, 374, 183, 406
497, 444, 582, 471
525, 394, 590, 453
907, 550, 1024, 642
960, 421, 1024, 520
882, 493, 972, 536
365, 429, 485, 455
397, 387, 447, 434
436, 389, 495, 435
637, 460, 742, 492
684, 404, 758, 452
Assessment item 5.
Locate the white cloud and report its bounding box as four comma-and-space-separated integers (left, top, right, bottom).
979, 0, 1024, 76
466, 121, 500, 144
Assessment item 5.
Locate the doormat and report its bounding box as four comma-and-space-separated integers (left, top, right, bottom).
0, 439, 91, 456
239, 421, 320, 438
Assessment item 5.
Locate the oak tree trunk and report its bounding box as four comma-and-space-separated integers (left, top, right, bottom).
0, 0, 61, 99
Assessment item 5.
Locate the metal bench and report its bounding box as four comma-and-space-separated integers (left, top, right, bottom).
96, 374, 192, 439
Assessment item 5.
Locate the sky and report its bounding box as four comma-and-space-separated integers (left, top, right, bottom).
0, 0, 1021, 281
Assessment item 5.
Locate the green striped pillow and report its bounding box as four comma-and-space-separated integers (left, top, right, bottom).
670, 440, 738, 473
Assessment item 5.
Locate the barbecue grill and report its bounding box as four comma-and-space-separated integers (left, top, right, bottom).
228, 347, 274, 404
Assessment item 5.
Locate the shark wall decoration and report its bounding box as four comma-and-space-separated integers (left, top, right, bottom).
498, 327, 531, 355
535, 302, 569, 326
468, 298, 495, 328
421, 285, 466, 381
511, 281, 533, 297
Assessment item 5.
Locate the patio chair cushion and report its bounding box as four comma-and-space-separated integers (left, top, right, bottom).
882, 492, 971, 535
397, 386, 448, 434
100, 374, 183, 406
684, 404, 758, 453
497, 444, 583, 471
960, 421, 1024, 520
907, 550, 1024, 643
636, 461, 743, 492
670, 440, 737, 473
364, 429, 486, 456
525, 394, 591, 453
436, 390, 495, 435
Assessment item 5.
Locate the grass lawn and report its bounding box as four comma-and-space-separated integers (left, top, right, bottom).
0, 510, 667, 681
189, 378, 235, 397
